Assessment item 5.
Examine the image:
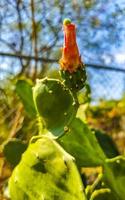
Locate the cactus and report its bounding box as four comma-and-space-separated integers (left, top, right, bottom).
59, 19, 86, 91
9, 136, 86, 200
8, 19, 125, 200
58, 118, 106, 167
60, 67, 86, 91
33, 78, 77, 136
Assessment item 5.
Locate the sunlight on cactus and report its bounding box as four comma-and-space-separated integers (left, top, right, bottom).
6, 19, 125, 200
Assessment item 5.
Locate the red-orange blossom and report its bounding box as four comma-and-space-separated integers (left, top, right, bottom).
59, 19, 83, 73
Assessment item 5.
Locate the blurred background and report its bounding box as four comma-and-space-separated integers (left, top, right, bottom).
1, 0, 125, 100
0, 0, 125, 198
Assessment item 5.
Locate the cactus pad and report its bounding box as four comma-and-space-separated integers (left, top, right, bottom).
33, 78, 76, 136
9, 136, 86, 200
58, 118, 106, 167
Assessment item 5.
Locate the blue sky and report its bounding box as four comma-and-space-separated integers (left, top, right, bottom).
0, 0, 125, 101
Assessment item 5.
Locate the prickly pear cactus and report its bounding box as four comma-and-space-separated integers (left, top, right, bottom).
8, 18, 125, 200
9, 136, 86, 200
33, 78, 76, 136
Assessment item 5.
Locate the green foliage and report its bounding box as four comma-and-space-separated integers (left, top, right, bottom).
16, 80, 36, 118
86, 97, 125, 154
103, 156, 125, 200
85, 174, 117, 200
33, 78, 76, 136
6, 77, 125, 200
9, 136, 86, 200
58, 118, 106, 167
3, 138, 27, 167
93, 129, 119, 158
88, 188, 114, 200
1, 1, 125, 199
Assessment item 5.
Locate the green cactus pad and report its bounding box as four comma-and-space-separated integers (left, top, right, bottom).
58, 118, 106, 167
9, 136, 86, 200
60, 67, 86, 91
33, 78, 76, 136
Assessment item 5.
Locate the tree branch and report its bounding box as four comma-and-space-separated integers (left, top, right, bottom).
30, 0, 38, 79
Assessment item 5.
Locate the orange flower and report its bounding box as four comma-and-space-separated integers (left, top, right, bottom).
59, 19, 83, 73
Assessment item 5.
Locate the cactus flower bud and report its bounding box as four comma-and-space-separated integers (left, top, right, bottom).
60, 19, 86, 91
59, 19, 83, 73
